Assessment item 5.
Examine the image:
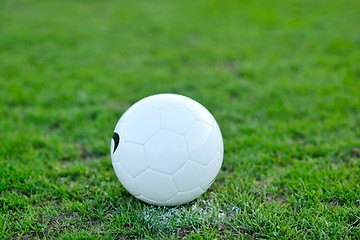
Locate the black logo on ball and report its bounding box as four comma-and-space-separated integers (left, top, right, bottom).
112, 132, 120, 153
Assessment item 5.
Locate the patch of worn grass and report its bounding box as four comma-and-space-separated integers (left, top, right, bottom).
1, 0, 360, 239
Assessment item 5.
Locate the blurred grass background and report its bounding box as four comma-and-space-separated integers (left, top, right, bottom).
0, 0, 360, 239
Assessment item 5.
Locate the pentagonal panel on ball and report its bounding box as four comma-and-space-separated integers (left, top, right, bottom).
144, 130, 188, 175
119, 142, 148, 178
124, 106, 160, 145
112, 162, 140, 196
185, 121, 218, 166
135, 169, 177, 202
181, 97, 213, 126
173, 160, 206, 192
161, 105, 195, 134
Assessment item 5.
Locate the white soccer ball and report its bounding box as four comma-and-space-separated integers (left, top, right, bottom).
110, 93, 223, 206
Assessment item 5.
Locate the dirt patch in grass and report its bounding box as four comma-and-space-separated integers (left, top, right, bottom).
350, 148, 360, 158
174, 227, 192, 238
266, 194, 288, 205
331, 147, 360, 164
36, 212, 105, 239
328, 198, 346, 207
78, 145, 108, 160
11, 234, 35, 240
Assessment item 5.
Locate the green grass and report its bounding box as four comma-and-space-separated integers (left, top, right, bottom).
1, 0, 360, 239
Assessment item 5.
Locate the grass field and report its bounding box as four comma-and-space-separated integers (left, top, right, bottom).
1, 0, 360, 239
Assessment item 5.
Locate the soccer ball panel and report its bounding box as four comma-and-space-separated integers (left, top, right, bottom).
173, 160, 206, 192
181, 97, 213, 126
161, 105, 195, 134
118, 142, 148, 178
124, 106, 160, 145
200, 151, 223, 191
135, 169, 177, 202
214, 123, 224, 154
112, 162, 140, 196
165, 187, 204, 206
144, 130, 188, 175
119, 100, 144, 122
185, 121, 218, 166
142, 93, 182, 109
